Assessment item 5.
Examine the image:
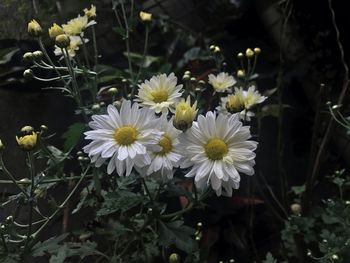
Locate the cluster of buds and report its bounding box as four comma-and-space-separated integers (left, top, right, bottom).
23, 50, 43, 62
77, 151, 90, 162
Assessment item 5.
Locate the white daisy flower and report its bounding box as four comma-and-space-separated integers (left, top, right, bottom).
83, 100, 162, 176
136, 73, 183, 114
140, 115, 183, 180
62, 15, 96, 36
241, 86, 267, 109
180, 112, 257, 196
208, 72, 236, 93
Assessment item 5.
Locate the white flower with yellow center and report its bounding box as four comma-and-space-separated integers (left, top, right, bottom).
180, 112, 257, 196
208, 72, 236, 93
140, 115, 183, 180
83, 100, 162, 176
136, 73, 183, 114
62, 15, 96, 36
54, 36, 87, 58
241, 86, 267, 109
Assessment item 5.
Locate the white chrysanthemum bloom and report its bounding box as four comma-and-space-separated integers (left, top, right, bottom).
140, 115, 183, 180
180, 112, 257, 196
208, 72, 236, 93
54, 36, 88, 58
136, 73, 183, 114
83, 100, 163, 176
62, 15, 96, 36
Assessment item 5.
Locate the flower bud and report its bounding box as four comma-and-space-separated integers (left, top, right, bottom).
5, 216, 13, 224
226, 94, 245, 114
290, 203, 302, 215
48, 23, 64, 39
139, 11, 152, 22
198, 80, 206, 86
237, 52, 244, 59
84, 4, 96, 19
182, 74, 190, 81
33, 50, 43, 60
113, 100, 122, 109
0, 139, 4, 152
254, 47, 261, 54
107, 87, 118, 95
40, 125, 48, 132
55, 34, 70, 49
174, 96, 198, 131
78, 156, 84, 161
237, 69, 245, 78
28, 19, 42, 37
209, 45, 216, 51
92, 103, 101, 111
23, 52, 34, 62
214, 46, 220, 53
23, 69, 34, 79
190, 77, 197, 83
245, 48, 254, 58
169, 253, 180, 263
16, 126, 37, 151
332, 254, 339, 260
184, 70, 191, 75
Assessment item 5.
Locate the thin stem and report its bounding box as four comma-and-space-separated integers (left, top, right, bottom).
0, 155, 30, 198
0, 175, 94, 185
91, 25, 99, 67
141, 178, 153, 203
80, 36, 91, 69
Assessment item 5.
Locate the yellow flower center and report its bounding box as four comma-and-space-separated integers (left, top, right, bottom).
151, 89, 168, 103
114, 126, 137, 145
156, 135, 172, 155
204, 138, 228, 160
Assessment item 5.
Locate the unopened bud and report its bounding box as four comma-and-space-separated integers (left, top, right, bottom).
254, 47, 261, 54
33, 50, 43, 60
290, 203, 302, 215
0, 139, 4, 151
169, 253, 180, 263
107, 87, 118, 95
92, 104, 100, 111
237, 70, 245, 78
55, 34, 70, 49
40, 125, 48, 132
23, 69, 34, 79
182, 74, 190, 81
209, 45, 216, 51
28, 19, 42, 37
23, 52, 34, 62
245, 48, 254, 57
214, 46, 220, 53
237, 52, 244, 59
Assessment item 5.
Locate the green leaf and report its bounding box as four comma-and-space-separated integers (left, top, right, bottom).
291, 185, 306, 195
0, 48, 19, 65
32, 234, 69, 257
262, 252, 277, 263
158, 220, 197, 253
61, 123, 85, 152
123, 52, 161, 68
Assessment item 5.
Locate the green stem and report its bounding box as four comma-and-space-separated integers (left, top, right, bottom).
80, 36, 91, 69
0, 175, 94, 185
91, 25, 99, 67
161, 203, 194, 220
141, 178, 153, 203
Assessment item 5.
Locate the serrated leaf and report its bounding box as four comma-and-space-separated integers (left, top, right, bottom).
158, 220, 197, 253
61, 123, 85, 152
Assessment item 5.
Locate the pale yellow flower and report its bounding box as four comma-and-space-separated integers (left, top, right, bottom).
54, 36, 87, 58
240, 86, 267, 109
84, 5, 97, 18
208, 72, 236, 92
48, 23, 64, 39
62, 15, 96, 36
16, 131, 37, 151
139, 11, 152, 21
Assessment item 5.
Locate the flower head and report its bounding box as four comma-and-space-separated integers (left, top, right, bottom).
83, 100, 162, 176
208, 72, 236, 93
136, 73, 183, 114
140, 115, 183, 180
173, 96, 198, 131
16, 126, 37, 151
62, 15, 96, 36
54, 36, 87, 58
241, 86, 267, 109
48, 23, 64, 39
28, 19, 42, 37
139, 11, 152, 21
180, 112, 257, 196
84, 5, 97, 19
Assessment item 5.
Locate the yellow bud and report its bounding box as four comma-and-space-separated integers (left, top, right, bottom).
237, 70, 245, 78
214, 46, 220, 53
225, 94, 245, 113
33, 50, 43, 60
182, 74, 190, 81
237, 52, 244, 59
107, 87, 118, 95
139, 11, 152, 22
28, 19, 42, 37
55, 34, 70, 49
254, 47, 261, 54
48, 23, 64, 39
169, 253, 180, 263
84, 4, 97, 19
174, 96, 198, 131
245, 48, 254, 58
16, 127, 37, 151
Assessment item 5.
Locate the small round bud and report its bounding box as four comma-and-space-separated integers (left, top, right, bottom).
77, 151, 83, 156
40, 125, 48, 132
55, 34, 70, 49
198, 80, 206, 86
197, 222, 203, 228
0, 225, 6, 231
237, 70, 245, 78
345, 200, 350, 205
16, 126, 37, 151
332, 104, 342, 110
209, 45, 216, 51
229, 259, 235, 263
91, 104, 100, 111
23, 52, 34, 62
23, 69, 34, 79
245, 48, 254, 58
78, 156, 84, 161
169, 253, 180, 263
290, 203, 302, 215
182, 74, 190, 81
122, 78, 128, 83
190, 77, 197, 83
33, 50, 43, 60
5, 216, 13, 224
184, 70, 191, 75
332, 254, 339, 260
99, 101, 106, 107
307, 251, 312, 257
237, 52, 244, 59
214, 46, 220, 53
222, 62, 227, 68
147, 208, 153, 213
139, 11, 152, 22
326, 101, 332, 106
254, 47, 261, 54
0, 139, 4, 151
19, 178, 31, 187
83, 157, 90, 162
195, 236, 201, 241
107, 87, 118, 95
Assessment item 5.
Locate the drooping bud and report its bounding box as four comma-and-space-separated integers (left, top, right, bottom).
23, 52, 34, 62
33, 50, 43, 60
